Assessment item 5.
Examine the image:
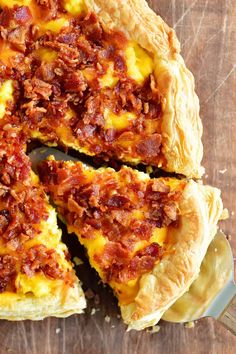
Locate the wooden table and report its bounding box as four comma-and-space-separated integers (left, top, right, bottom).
0, 1, 235, 353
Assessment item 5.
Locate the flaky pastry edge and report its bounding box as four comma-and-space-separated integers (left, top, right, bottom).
120, 181, 223, 330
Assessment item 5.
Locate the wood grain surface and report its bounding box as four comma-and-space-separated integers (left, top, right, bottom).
0, 1, 236, 353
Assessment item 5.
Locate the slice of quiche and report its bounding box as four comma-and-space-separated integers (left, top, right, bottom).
0, 126, 86, 320
0, 0, 203, 178
39, 157, 223, 330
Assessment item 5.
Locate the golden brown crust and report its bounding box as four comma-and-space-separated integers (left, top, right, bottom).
87, 0, 204, 177
120, 181, 223, 330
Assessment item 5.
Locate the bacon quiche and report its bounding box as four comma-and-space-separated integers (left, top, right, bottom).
0, 126, 86, 320
0, 0, 203, 177
39, 158, 223, 330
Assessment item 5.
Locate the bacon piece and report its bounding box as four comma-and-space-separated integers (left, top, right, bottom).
36, 0, 58, 21
21, 245, 64, 279
106, 195, 130, 209
64, 72, 87, 93
24, 78, 52, 100
136, 134, 162, 158
0, 255, 16, 293
13, 6, 33, 25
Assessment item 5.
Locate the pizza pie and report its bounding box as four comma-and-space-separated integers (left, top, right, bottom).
0, 0, 225, 329
0, 126, 85, 320
0, 0, 203, 178
38, 157, 223, 330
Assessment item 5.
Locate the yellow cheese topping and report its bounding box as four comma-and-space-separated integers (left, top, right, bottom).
35, 48, 58, 63
63, 0, 87, 16
0, 80, 14, 119
0, 0, 31, 7
125, 42, 154, 83
15, 273, 59, 297
39, 18, 70, 35
104, 109, 136, 130
100, 63, 119, 88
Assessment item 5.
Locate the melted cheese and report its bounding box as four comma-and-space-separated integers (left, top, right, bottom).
35, 48, 58, 63
125, 42, 154, 83
15, 273, 59, 297
64, 0, 87, 16
0, 80, 14, 119
112, 278, 139, 305
104, 109, 136, 130
39, 18, 69, 35
0, 0, 31, 7
100, 63, 119, 88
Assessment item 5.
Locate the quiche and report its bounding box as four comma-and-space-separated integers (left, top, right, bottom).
0, 0, 203, 177
39, 158, 223, 330
0, 0, 225, 329
0, 126, 86, 320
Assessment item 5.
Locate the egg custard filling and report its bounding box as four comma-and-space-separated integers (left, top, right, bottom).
39, 157, 186, 306
0, 0, 163, 166
0, 126, 85, 317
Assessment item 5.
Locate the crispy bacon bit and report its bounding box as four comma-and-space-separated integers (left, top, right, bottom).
13, 6, 33, 25
0, 255, 16, 293
136, 134, 162, 158
40, 160, 184, 284
24, 78, 52, 100
21, 245, 65, 280
106, 195, 130, 209
36, 0, 58, 21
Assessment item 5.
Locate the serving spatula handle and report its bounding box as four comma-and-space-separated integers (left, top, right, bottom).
219, 294, 236, 335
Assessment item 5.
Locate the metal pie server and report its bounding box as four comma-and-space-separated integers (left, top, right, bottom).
163, 230, 236, 335
29, 148, 236, 335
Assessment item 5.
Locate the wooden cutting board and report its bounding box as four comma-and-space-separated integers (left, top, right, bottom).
0, 1, 236, 353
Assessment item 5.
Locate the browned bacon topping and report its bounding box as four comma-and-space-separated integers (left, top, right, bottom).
0, 254, 16, 293
0, 127, 71, 290
39, 159, 184, 284
0, 5, 163, 166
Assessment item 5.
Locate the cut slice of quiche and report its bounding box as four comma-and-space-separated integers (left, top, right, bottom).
0, 126, 85, 320
39, 157, 223, 330
0, 0, 203, 177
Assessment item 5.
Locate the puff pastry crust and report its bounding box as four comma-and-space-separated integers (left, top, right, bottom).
87, 0, 204, 177
0, 285, 86, 321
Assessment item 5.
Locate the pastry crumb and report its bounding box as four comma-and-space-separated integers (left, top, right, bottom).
204, 174, 209, 179
73, 256, 83, 266
104, 315, 111, 323
117, 314, 121, 319
111, 325, 115, 328
231, 211, 235, 216
56, 328, 61, 334
184, 321, 195, 328
148, 325, 160, 334
214, 248, 218, 252
91, 308, 97, 315
219, 168, 227, 174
